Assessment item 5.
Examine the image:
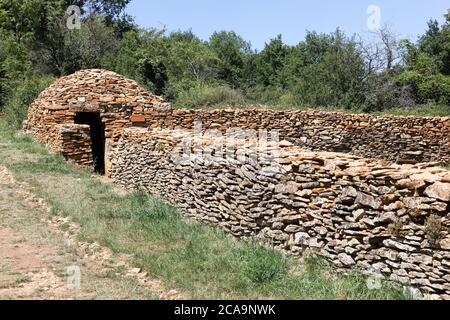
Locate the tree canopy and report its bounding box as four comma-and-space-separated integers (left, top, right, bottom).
0, 0, 449, 118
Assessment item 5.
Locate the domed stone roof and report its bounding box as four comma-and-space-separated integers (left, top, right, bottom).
31, 68, 169, 111
23, 69, 172, 159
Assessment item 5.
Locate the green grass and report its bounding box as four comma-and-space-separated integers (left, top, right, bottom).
15, 274, 31, 284
0, 119, 411, 300
261, 102, 449, 118
374, 103, 450, 117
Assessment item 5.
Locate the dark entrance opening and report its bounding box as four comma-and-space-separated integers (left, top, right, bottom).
74, 112, 105, 174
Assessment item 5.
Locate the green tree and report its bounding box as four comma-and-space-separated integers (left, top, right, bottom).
397, 10, 450, 104
416, 17, 450, 75
284, 30, 367, 108
69, 0, 135, 36
254, 35, 288, 88
0, 29, 31, 110
0, 0, 65, 42
33, 14, 119, 76
209, 31, 251, 88
0, 0, 134, 76
166, 31, 219, 83
102, 29, 168, 93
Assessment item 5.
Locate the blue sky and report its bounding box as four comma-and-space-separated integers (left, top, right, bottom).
126, 0, 449, 50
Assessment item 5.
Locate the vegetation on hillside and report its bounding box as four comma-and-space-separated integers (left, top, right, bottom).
0, 1, 449, 129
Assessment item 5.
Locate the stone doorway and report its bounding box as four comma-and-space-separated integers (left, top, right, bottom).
74, 112, 106, 174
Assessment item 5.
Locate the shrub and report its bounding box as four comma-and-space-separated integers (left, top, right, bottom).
395, 71, 450, 104
388, 219, 406, 238
241, 244, 288, 285
173, 82, 247, 108
364, 73, 417, 112
2, 75, 54, 129
276, 91, 303, 108
243, 85, 284, 106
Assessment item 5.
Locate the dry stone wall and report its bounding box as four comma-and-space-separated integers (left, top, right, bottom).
58, 124, 93, 168
145, 109, 450, 165
110, 128, 450, 299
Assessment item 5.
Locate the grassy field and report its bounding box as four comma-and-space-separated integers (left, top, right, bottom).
0, 119, 411, 300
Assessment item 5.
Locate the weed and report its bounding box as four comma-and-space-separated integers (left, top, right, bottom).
15, 274, 31, 284
388, 219, 406, 238
425, 214, 445, 247
240, 244, 288, 285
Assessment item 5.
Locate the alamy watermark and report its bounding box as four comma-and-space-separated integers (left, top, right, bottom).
367, 5, 381, 31
66, 5, 81, 30
67, 266, 81, 289
169, 122, 283, 171
366, 268, 383, 290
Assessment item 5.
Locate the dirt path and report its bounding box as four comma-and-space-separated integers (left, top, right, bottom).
0, 166, 185, 300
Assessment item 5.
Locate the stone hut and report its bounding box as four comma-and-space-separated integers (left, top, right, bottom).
23, 69, 171, 175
